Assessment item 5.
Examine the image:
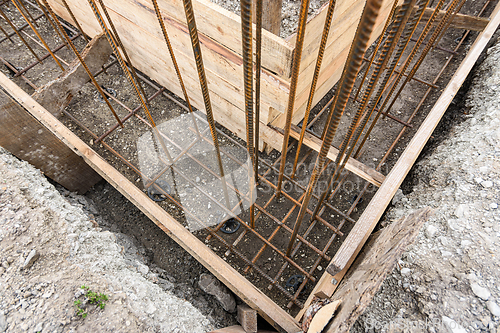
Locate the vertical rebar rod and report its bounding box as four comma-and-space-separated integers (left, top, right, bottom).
355, 0, 453, 153
181, 0, 231, 209
151, 0, 201, 138
240, 0, 255, 227
285, 0, 383, 257
17, 0, 37, 27
0, 5, 41, 61
40, 0, 124, 128
60, 0, 89, 42
276, 0, 311, 199
352, 0, 399, 102
254, 0, 262, 184
11, 0, 64, 70
33, 0, 70, 51
290, 0, 336, 179
311, 0, 418, 221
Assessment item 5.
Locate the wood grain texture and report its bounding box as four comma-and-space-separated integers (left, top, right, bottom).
0, 89, 102, 193
270, 124, 386, 186
253, 0, 283, 35
324, 208, 433, 332
0, 72, 301, 333
420, 6, 490, 31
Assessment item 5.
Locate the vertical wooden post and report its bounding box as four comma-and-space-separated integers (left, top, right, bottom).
253, 0, 282, 36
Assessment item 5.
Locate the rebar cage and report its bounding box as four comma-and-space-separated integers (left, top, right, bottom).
0, 0, 497, 329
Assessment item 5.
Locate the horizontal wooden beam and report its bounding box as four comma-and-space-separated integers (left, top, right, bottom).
0, 72, 301, 333
420, 6, 489, 31
269, 124, 386, 187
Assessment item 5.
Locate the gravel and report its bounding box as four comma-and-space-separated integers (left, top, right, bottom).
0, 147, 213, 332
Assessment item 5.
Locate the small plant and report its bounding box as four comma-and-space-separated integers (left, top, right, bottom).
74, 285, 109, 319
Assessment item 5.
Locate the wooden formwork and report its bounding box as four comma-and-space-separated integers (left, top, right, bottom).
1, 1, 499, 330
44, 0, 396, 152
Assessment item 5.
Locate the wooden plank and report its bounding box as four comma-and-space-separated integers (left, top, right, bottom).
0, 33, 110, 194
45, 0, 291, 147
0, 72, 301, 333
271, 7, 391, 131
252, 0, 283, 36
270, 124, 385, 186
0, 90, 102, 194
324, 208, 433, 333
421, 6, 490, 31
209, 325, 277, 333
296, 1, 500, 321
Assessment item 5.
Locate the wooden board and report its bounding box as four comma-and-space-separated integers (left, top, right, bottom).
0, 71, 302, 333
421, 6, 490, 31
45, 0, 291, 147
324, 208, 433, 333
0, 89, 101, 193
0, 33, 110, 194
296, 0, 500, 320
270, 124, 386, 187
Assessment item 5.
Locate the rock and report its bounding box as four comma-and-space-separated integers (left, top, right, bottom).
0, 312, 6, 332
471, 283, 491, 300
23, 249, 40, 270
442, 316, 467, 333
34, 322, 43, 332
487, 301, 500, 317
392, 189, 405, 205
426, 225, 438, 238
491, 203, 498, 209
136, 262, 149, 275
158, 278, 174, 291
401, 268, 411, 276
198, 273, 236, 313
481, 180, 493, 188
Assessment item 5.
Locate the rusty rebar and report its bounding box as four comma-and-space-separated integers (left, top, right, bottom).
254, 0, 262, 184
181, 0, 231, 209
240, 0, 256, 228
0, 5, 40, 61
151, 0, 201, 138
276, 0, 311, 199
285, 0, 383, 257
311, 0, 418, 221
290, 0, 336, 179
60, 0, 89, 42
11, 0, 64, 70
40, 0, 124, 128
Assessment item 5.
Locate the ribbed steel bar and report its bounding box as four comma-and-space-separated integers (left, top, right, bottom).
363, 0, 458, 146
285, 0, 383, 257
254, 0, 262, 183
275, 0, 311, 199
310, 0, 418, 221
240, 0, 255, 228
181, 0, 231, 209
352, 0, 399, 104
151, 0, 201, 138
95, 0, 150, 110
33, 0, 70, 51
87, 0, 177, 165
0, 55, 37, 89
0, 5, 40, 61
40, 0, 124, 127
11, 0, 64, 70
354, 0, 447, 156
290, 0, 336, 179
15, 32, 78, 77
60, 109, 302, 307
